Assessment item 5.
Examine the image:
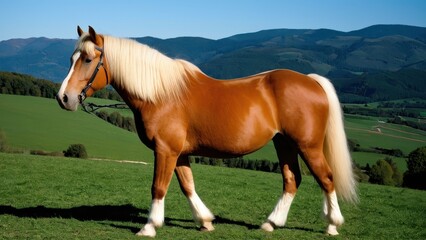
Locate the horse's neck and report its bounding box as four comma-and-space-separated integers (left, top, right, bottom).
111, 82, 146, 111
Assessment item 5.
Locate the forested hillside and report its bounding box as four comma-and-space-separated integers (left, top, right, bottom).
0, 72, 58, 98
0, 25, 425, 102
0, 71, 121, 101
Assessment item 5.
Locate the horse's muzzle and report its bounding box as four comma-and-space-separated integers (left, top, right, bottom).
56, 93, 77, 111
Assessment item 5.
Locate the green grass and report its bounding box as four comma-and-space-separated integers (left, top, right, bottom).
345, 114, 426, 154
345, 114, 426, 171
0, 94, 152, 162
1, 94, 425, 171
352, 151, 407, 171
1, 152, 425, 239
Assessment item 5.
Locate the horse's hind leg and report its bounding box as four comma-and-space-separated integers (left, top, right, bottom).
261, 135, 301, 232
298, 145, 344, 235
175, 155, 215, 231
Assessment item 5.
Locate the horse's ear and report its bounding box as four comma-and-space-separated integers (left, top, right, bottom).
88, 26, 103, 46
88, 26, 97, 42
77, 26, 84, 37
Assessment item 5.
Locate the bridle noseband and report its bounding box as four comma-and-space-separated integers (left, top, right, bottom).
79, 46, 109, 103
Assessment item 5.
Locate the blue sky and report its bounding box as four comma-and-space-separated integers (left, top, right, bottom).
1, 0, 425, 41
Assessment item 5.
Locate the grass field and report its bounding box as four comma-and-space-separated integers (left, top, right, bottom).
1, 94, 426, 172
0, 152, 425, 239
344, 114, 426, 171
0, 94, 153, 162
344, 114, 426, 153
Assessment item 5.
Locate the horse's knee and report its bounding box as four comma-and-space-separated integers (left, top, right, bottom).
151, 184, 168, 199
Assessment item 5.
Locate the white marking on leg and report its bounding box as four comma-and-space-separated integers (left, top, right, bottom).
261, 192, 294, 231
325, 191, 344, 226
322, 196, 329, 218
149, 198, 165, 227
188, 192, 215, 230
137, 198, 164, 237
324, 191, 344, 235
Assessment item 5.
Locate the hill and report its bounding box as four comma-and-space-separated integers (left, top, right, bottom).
1, 152, 425, 239
0, 25, 425, 102
0, 37, 75, 81
0, 94, 152, 162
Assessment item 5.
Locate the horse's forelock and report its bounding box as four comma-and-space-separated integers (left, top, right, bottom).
75, 33, 96, 57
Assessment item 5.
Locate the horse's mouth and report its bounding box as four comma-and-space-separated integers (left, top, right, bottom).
56, 94, 78, 111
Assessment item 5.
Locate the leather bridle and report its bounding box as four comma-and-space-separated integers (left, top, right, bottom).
78, 46, 109, 103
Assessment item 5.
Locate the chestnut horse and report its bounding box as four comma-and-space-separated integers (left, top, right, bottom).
56, 26, 357, 237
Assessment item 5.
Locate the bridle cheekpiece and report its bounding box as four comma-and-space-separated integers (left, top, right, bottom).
79, 46, 109, 103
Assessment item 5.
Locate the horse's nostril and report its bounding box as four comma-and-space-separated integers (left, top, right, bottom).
63, 94, 68, 103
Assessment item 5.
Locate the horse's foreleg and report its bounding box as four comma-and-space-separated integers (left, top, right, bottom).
137, 151, 178, 237
262, 136, 300, 232
175, 155, 215, 231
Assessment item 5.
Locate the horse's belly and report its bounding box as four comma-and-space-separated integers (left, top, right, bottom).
187, 122, 277, 158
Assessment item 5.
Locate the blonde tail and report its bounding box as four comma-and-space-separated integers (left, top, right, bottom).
308, 74, 358, 203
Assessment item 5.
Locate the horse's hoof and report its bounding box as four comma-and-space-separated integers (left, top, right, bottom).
200, 222, 215, 232
136, 224, 156, 237
326, 224, 339, 236
261, 222, 274, 232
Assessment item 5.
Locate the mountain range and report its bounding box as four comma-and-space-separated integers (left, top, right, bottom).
0, 24, 425, 102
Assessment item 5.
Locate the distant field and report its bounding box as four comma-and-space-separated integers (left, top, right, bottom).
248, 113, 426, 171
345, 114, 425, 152
344, 114, 426, 169
352, 152, 407, 171
0, 152, 425, 239
0, 94, 152, 162
1, 94, 425, 170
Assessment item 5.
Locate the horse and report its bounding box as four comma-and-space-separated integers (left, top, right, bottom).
56, 26, 357, 237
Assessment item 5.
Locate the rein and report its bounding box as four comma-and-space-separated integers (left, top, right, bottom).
79, 46, 109, 103
81, 102, 129, 114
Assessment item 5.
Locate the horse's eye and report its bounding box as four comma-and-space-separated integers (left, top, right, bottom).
85, 58, 92, 63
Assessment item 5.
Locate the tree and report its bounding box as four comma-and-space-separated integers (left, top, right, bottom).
384, 157, 403, 187
63, 144, 88, 159
404, 146, 426, 190
354, 164, 369, 183
108, 111, 120, 125
369, 159, 394, 186
95, 111, 108, 121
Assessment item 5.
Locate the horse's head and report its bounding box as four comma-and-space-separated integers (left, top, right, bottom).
56, 26, 110, 111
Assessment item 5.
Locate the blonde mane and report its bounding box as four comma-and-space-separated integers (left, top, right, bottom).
76, 34, 199, 103
102, 36, 199, 103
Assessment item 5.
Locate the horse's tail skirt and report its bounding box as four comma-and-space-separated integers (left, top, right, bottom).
309, 74, 358, 203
